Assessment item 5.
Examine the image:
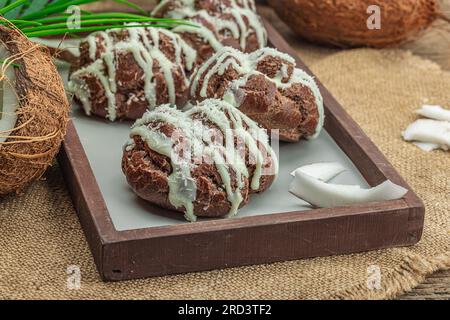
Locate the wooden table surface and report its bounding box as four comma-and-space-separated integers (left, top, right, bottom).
257, 3, 450, 300
83, 0, 450, 300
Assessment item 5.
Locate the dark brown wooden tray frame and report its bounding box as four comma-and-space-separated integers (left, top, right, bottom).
58, 19, 425, 281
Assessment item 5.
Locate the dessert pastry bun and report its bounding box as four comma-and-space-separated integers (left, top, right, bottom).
189, 47, 324, 141
152, 0, 267, 64
122, 99, 278, 221
152, 0, 257, 16
68, 26, 197, 121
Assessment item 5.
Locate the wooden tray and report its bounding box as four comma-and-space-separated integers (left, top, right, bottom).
57, 19, 425, 281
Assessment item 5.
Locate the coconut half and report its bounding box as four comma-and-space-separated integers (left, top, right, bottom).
289, 171, 408, 208
290, 162, 346, 181
0, 26, 70, 196
416, 105, 450, 122
268, 0, 441, 48
402, 119, 450, 151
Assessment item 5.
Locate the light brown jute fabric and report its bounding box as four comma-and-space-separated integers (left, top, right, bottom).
0, 48, 449, 300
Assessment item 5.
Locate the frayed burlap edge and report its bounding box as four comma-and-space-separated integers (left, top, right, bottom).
326, 251, 450, 300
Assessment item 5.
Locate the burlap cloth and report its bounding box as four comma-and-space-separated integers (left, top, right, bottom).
1, 45, 449, 299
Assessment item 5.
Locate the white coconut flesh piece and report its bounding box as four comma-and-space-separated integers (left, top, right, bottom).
413, 142, 441, 152
402, 119, 450, 151
416, 105, 450, 122
0, 44, 19, 143
290, 162, 346, 182
289, 171, 408, 208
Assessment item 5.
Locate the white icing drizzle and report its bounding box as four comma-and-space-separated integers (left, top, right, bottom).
188, 99, 278, 192
152, 0, 257, 18
191, 46, 325, 138
87, 31, 113, 61
232, 0, 256, 11
153, 0, 266, 55
68, 59, 117, 119
68, 26, 197, 121
126, 99, 278, 221
173, 12, 224, 51
227, 8, 266, 51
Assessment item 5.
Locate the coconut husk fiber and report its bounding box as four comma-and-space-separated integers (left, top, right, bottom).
0, 45, 449, 300
0, 26, 70, 196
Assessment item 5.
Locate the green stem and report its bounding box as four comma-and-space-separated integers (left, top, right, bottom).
0, 0, 29, 15
2, 19, 43, 27
21, 18, 162, 33
34, 13, 182, 24
24, 23, 172, 37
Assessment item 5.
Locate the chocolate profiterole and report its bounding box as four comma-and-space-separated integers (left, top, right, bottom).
189, 46, 325, 142
152, 0, 267, 64
153, 0, 257, 15
122, 99, 278, 221
68, 26, 197, 121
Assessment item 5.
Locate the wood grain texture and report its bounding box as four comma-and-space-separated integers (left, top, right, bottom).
398, 270, 450, 300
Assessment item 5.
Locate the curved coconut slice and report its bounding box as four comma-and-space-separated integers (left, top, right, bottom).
289, 171, 408, 208
0, 45, 19, 143
290, 162, 346, 182
402, 119, 450, 150
416, 105, 450, 122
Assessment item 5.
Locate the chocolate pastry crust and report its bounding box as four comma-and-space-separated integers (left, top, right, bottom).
152, 0, 267, 65
68, 27, 197, 121
189, 47, 324, 141
153, 0, 257, 16
122, 99, 278, 221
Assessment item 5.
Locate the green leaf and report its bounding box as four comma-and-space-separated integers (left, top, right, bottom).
4, 19, 43, 26
111, 0, 148, 15
34, 12, 178, 24
0, 1, 9, 10
19, 0, 100, 20
0, 0, 30, 17
21, 0, 52, 16
4, 0, 28, 19
24, 23, 172, 37
44, 0, 76, 9
21, 18, 168, 32
1, 0, 195, 38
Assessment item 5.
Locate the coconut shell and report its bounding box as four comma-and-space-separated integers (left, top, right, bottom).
268, 0, 440, 48
0, 26, 70, 196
